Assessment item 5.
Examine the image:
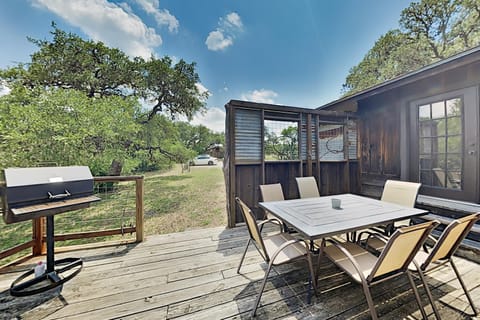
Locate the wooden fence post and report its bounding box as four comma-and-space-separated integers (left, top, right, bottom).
135, 177, 144, 242
32, 217, 45, 255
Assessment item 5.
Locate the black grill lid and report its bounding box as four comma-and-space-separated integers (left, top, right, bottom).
2, 166, 99, 224
5, 166, 93, 187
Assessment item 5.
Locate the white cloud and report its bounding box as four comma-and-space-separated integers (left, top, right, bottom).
195, 82, 209, 95
134, 0, 179, 33
241, 89, 278, 104
224, 12, 243, 30
205, 12, 243, 51
32, 0, 162, 58
0, 83, 11, 97
195, 82, 210, 103
191, 107, 226, 133
206, 31, 233, 51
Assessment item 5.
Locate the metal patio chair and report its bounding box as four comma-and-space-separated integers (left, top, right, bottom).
295, 176, 320, 199
381, 180, 422, 207
359, 179, 422, 247
409, 212, 480, 319
259, 183, 285, 220
319, 220, 438, 320
235, 197, 317, 317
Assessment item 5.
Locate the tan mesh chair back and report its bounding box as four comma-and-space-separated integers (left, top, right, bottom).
421, 213, 480, 269
260, 183, 285, 202
321, 221, 438, 319
296, 176, 320, 198
260, 184, 285, 219
235, 197, 317, 317
410, 213, 480, 318
381, 180, 421, 207
368, 220, 438, 282
236, 197, 268, 260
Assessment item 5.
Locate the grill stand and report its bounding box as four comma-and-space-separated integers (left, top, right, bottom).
10, 215, 83, 296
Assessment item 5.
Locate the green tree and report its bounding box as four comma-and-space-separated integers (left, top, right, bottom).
342, 0, 480, 95
1, 24, 208, 121
0, 86, 140, 175
400, 0, 480, 59
135, 116, 195, 171
175, 122, 224, 155
342, 30, 432, 94
137, 57, 207, 122
0, 24, 210, 174
264, 125, 298, 160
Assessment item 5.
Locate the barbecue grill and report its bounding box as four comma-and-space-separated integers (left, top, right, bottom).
1, 166, 100, 296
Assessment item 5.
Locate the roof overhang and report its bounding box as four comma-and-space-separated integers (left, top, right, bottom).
318, 45, 480, 111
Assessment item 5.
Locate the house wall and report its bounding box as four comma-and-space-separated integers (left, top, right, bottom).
355, 61, 480, 199
224, 101, 359, 227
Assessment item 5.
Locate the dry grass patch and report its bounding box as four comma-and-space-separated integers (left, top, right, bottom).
143, 163, 227, 235
0, 163, 227, 266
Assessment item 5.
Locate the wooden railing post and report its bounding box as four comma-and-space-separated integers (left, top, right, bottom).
135, 177, 144, 242
32, 217, 45, 255
2, 175, 144, 267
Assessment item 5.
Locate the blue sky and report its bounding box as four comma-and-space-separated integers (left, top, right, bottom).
0, 0, 413, 132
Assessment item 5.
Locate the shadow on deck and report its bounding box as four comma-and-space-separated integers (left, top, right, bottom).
0, 226, 479, 319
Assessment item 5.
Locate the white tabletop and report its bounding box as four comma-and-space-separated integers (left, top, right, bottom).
259, 193, 428, 240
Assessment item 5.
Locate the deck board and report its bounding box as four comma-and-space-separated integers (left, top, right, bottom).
1, 225, 479, 319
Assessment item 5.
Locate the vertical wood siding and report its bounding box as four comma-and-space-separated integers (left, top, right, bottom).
225, 101, 360, 225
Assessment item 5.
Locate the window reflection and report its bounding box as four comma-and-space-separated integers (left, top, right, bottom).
418, 97, 463, 190
264, 120, 299, 160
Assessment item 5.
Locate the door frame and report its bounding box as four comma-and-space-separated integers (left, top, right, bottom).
408, 86, 479, 202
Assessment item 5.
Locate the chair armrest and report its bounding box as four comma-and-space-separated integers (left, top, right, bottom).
323, 238, 369, 284
356, 230, 388, 246
258, 218, 284, 233
420, 234, 438, 253
366, 233, 388, 246
270, 238, 309, 262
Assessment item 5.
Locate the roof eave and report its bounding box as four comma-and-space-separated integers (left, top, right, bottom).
318, 45, 480, 110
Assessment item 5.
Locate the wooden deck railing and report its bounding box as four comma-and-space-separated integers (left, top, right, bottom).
0, 175, 144, 268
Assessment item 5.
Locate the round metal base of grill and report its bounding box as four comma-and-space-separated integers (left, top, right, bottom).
10, 257, 83, 297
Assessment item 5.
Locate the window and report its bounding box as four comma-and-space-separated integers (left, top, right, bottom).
410, 87, 478, 202
264, 120, 299, 160
418, 98, 463, 190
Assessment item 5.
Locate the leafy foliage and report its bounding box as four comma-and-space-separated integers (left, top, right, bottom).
175, 122, 224, 155
1, 23, 208, 120
342, 0, 480, 95
343, 30, 433, 94
264, 125, 298, 160
0, 86, 140, 175
0, 24, 221, 175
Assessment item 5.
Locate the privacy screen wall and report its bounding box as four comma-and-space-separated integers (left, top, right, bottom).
224, 100, 359, 227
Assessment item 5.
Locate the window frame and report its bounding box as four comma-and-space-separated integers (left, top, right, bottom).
409, 87, 479, 202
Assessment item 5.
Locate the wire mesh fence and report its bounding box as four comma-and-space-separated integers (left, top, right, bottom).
0, 176, 141, 267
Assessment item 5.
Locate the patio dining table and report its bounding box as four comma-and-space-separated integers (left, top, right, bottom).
259, 193, 428, 241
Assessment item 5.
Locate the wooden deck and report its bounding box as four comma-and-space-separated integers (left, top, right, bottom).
0, 225, 479, 319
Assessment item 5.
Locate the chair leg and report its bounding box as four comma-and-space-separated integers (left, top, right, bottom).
450, 260, 478, 316
406, 271, 429, 320
415, 267, 441, 319
251, 260, 274, 317
237, 239, 251, 274
360, 282, 378, 320
306, 253, 318, 297
316, 239, 326, 286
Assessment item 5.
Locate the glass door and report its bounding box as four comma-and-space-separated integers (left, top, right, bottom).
410, 87, 479, 201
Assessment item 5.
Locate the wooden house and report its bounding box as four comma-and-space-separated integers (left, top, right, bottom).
318, 45, 480, 246
225, 46, 480, 248
319, 45, 480, 201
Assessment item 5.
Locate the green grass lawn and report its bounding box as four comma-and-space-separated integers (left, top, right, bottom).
0, 163, 227, 265
142, 163, 227, 235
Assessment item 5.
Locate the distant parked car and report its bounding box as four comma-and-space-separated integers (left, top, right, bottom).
190, 154, 218, 166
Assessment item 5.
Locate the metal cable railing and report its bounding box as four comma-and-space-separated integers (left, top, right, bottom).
0, 175, 144, 269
